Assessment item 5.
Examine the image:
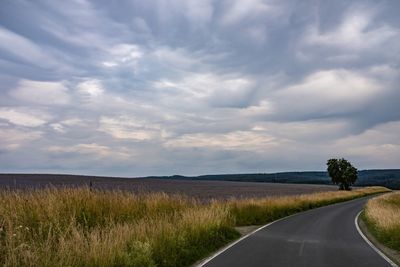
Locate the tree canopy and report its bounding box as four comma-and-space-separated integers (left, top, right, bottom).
327, 158, 358, 190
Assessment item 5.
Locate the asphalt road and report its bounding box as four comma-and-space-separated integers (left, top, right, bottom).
202, 196, 392, 267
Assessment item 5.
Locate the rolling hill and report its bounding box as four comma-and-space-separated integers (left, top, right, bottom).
149, 169, 400, 189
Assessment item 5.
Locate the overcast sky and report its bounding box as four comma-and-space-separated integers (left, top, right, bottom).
0, 0, 399, 176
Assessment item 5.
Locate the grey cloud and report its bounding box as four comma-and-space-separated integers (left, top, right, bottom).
0, 0, 399, 176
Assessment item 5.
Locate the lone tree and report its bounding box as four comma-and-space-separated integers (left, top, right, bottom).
327, 158, 358, 190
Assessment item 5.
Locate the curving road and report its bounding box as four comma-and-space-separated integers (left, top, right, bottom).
201, 196, 393, 267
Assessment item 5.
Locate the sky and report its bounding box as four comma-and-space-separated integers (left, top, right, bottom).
0, 0, 399, 177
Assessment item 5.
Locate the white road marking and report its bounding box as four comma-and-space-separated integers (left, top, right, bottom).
195, 214, 298, 267
355, 210, 398, 267
196, 197, 391, 267
196, 200, 351, 267
298, 241, 305, 256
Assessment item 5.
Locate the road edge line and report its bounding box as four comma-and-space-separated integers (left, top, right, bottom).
355, 211, 398, 267
195, 213, 296, 267
195, 194, 384, 267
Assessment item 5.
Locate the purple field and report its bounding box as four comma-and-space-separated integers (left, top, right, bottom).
0, 174, 337, 199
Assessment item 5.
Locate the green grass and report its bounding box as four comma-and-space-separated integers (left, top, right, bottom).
0, 186, 390, 267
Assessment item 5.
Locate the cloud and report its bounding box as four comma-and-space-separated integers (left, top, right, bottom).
50, 123, 65, 133
325, 120, 400, 168
182, 1, 213, 27
47, 143, 131, 159
0, 128, 42, 151
36, 0, 127, 50
98, 115, 160, 141
298, 5, 400, 65
219, 0, 274, 26
0, 107, 50, 127
251, 119, 353, 143
266, 69, 382, 120
304, 9, 398, 51
10, 79, 70, 105
154, 72, 254, 108
0, 0, 399, 175
60, 118, 84, 126
241, 100, 274, 117
165, 130, 277, 151
151, 46, 204, 71
102, 44, 143, 69
76, 79, 104, 99
0, 26, 59, 68
49, 118, 86, 134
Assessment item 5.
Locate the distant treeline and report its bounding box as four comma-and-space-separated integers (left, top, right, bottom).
149, 169, 400, 189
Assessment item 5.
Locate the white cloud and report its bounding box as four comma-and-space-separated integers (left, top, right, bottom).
98, 115, 160, 140
0, 128, 42, 150
241, 100, 273, 117
102, 61, 118, 67
150, 45, 229, 74
368, 64, 399, 79
50, 118, 86, 133
329, 121, 400, 167
50, 123, 65, 133
38, 0, 124, 50
252, 119, 352, 143
10, 79, 70, 105
47, 143, 131, 159
102, 44, 143, 68
41, 21, 107, 50
0, 108, 51, 127
219, 0, 273, 26
165, 130, 277, 151
337, 120, 400, 147
60, 118, 84, 126
152, 46, 200, 70
269, 69, 382, 117
0, 27, 59, 68
76, 79, 104, 99
154, 72, 254, 107
304, 9, 398, 51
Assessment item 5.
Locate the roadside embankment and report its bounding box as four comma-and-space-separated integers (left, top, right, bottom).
362, 191, 400, 264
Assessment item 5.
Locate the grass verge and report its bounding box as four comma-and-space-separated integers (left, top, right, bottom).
0, 186, 389, 267
363, 191, 400, 253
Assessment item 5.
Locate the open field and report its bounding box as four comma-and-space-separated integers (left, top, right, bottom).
0, 185, 389, 267
363, 191, 400, 252
0, 174, 338, 200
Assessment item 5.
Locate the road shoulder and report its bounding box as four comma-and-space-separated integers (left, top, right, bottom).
357, 212, 400, 266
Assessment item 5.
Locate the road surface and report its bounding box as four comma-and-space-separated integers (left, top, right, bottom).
202, 196, 393, 267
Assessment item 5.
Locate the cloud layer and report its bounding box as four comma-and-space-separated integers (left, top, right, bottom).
0, 0, 399, 176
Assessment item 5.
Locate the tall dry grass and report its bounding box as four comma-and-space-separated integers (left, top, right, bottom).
363, 191, 400, 251
0, 186, 389, 267
229, 186, 389, 225
0, 188, 237, 267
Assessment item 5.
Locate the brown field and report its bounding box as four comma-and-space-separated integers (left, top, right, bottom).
0, 173, 337, 199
